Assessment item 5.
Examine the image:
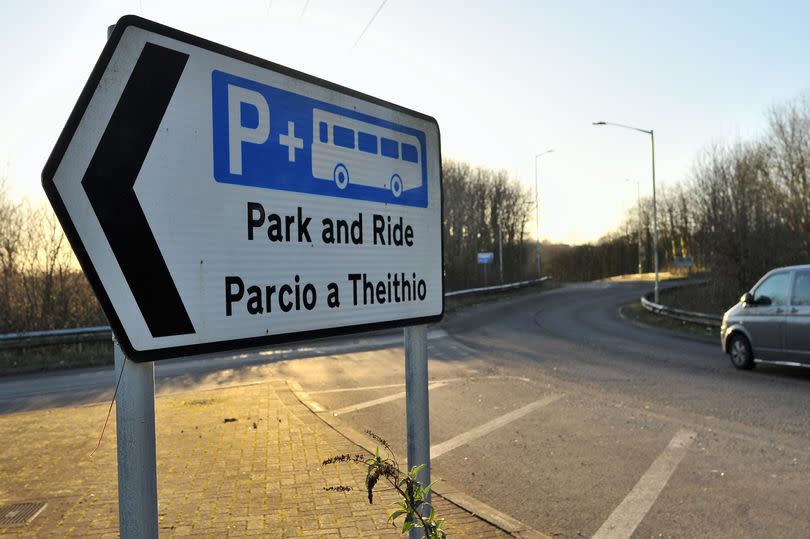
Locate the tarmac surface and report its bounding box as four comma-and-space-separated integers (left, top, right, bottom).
12, 279, 806, 537
0, 377, 540, 537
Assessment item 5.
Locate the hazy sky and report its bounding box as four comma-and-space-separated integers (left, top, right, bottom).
2, 0, 810, 244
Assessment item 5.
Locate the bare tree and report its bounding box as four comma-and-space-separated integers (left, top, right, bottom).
0, 177, 23, 331
0, 182, 105, 333
442, 160, 535, 290
768, 93, 810, 260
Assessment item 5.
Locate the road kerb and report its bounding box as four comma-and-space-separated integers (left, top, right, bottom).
287, 379, 552, 539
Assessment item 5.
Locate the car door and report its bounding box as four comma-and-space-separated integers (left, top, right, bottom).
743, 271, 790, 360
784, 269, 810, 364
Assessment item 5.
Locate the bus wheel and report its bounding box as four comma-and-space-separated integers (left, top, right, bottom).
333, 164, 349, 189
390, 174, 403, 197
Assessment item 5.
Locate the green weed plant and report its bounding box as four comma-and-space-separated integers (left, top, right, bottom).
323, 431, 446, 538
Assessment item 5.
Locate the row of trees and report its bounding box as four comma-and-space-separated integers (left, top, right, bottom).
0, 179, 104, 333
0, 161, 539, 332
14, 88, 807, 331
443, 160, 538, 290
547, 93, 810, 306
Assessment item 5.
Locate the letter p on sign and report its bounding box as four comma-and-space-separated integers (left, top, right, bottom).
227, 85, 269, 175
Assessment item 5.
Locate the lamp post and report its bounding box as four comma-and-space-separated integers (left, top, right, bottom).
593, 122, 659, 303
534, 149, 554, 278
626, 178, 642, 276
497, 218, 504, 284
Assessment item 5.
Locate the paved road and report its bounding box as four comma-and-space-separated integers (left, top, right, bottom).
4, 281, 810, 537
0, 328, 447, 413
284, 282, 810, 537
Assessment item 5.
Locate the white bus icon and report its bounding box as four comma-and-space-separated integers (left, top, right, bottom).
311, 109, 422, 198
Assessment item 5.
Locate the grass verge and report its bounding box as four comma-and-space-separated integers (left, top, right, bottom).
621, 300, 719, 340
0, 341, 113, 377
602, 271, 696, 283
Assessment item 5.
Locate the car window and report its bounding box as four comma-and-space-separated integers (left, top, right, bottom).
753, 272, 790, 306
791, 271, 810, 306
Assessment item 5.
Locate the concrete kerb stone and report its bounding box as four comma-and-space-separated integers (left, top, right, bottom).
286, 380, 551, 539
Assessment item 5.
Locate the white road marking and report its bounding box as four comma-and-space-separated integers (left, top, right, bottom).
308, 383, 406, 395
330, 381, 449, 415
251, 328, 450, 359
431, 394, 562, 459
592, 428, 696, 539
286, 381, 325, 412
309, 375, 532, 396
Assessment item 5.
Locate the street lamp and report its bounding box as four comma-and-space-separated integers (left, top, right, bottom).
625, 178, 642, 276
534, 149, 554, 277
593, 121, 659, 303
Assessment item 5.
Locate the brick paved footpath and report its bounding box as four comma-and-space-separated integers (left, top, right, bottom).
0, 379, 515, 537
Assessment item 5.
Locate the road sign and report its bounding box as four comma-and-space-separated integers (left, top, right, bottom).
43, 16, 443, 361
477, 252, 494, 264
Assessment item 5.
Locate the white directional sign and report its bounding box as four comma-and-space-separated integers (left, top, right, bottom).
43, 16, 443, 361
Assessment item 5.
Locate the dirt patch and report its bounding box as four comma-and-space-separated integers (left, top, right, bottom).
182, 398, 216, 407
602, 271, 690, 283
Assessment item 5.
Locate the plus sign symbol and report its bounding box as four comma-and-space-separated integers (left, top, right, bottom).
278, 120, 304, 162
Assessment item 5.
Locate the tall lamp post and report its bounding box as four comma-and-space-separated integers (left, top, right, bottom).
626, 178, 642, 276
593, 122, 659, 303
534, 149, 554, 278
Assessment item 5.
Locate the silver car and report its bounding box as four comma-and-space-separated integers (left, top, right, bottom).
721, 264, 810, 369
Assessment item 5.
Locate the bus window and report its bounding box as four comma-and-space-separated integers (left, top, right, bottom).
358, 131, 378, 154
319, 122, 328, 143
401, 143, 418, 163
381, 137, 399, 159
333, 125, 355, 149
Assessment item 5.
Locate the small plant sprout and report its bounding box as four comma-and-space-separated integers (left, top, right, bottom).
322, 431, 446, 538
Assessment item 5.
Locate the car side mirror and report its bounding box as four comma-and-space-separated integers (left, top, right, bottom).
741, 292, 754, 305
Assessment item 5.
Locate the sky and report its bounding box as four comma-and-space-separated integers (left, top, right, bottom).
2, 0, 810, 244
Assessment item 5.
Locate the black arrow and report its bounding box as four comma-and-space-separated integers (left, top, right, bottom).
82, 42, 195, 338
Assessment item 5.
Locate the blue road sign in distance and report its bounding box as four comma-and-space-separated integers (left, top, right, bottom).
478, 252, 494, 264
212, 71, 428, 208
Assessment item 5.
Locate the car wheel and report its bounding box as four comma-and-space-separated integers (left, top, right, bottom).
728, 334, 754, 370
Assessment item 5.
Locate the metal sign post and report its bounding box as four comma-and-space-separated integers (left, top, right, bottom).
114, 339, 158, 537
498, 223, 504, 283
478, 252, 494, 287
404, 324, 430, 539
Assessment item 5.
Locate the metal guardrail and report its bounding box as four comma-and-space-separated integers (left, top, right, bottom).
444, 276, 550, 297
0, 277, 552, 351
0, 326, 112, 351
640, 293, 722, 327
